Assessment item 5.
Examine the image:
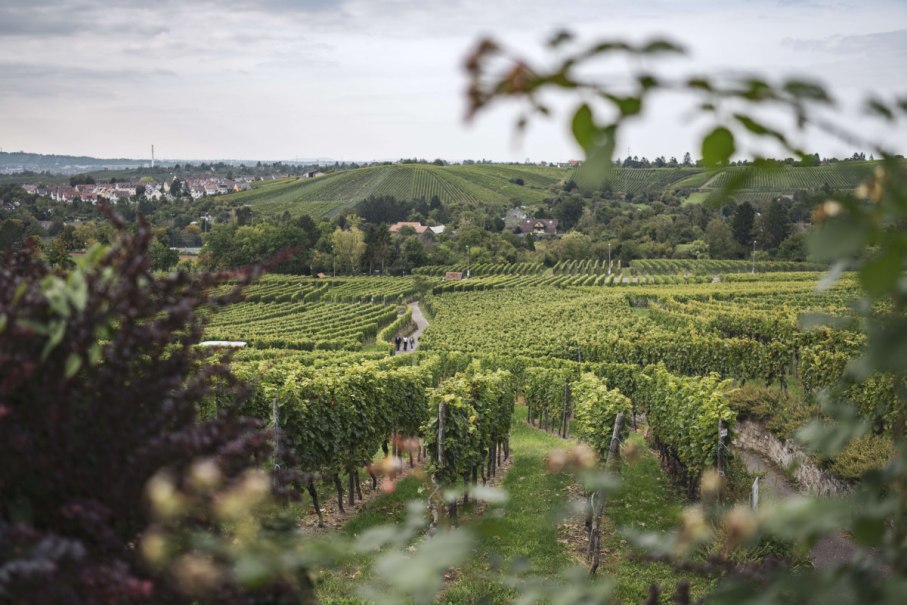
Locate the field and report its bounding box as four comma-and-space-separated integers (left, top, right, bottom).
211, 161, 890, 219
193, 258, 893, 603
215, 163, 570, 218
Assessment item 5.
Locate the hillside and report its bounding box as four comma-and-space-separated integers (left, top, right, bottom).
220, 161, 884, 219
218, 163, 571, 218
581, 161, 880, 201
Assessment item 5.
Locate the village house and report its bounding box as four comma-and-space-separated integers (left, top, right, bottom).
388, 221, 431, 235
516, 218, 558, 236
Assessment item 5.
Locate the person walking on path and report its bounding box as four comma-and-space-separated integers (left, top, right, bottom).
395, 335, 401, 351
402, 338, 408, 352
409, 335, 415, 350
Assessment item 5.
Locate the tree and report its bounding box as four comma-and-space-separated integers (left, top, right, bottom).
400, 236, 428, 271
69, 174, 96, 186
775, 231, 806, 261
704, 218, 737, 258
149, 238, 179, 271
0, 218, 26, 253
235, 206, 253, 226
553, 196, 584, 230
762, 199, 792, 250
682, 152, 692, 166
731, 201, 755, 249
332, 226, 366, 273
364, 223, 392, 273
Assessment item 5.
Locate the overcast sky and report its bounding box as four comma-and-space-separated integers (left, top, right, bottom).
0, 0, 905, 162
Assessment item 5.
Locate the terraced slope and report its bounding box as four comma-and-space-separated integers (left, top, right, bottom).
218, 164, 570, 218
217, 161, 891, 218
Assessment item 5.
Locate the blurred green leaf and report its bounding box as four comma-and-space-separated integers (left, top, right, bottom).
687, 77, 713, 91
234, 555, 273, 587
571, 104, 595, 151
547, 30, 573, 47
640, 39, 684, 54
808, 218, 868, 262
606, 94, 642, 117
852, 517, 885, 546
65, 353, 81, 379
354, 525, 405, 552
865, 98, 894, 121
41, 319, 66, 361
783, 79, 831, 103
470, 485, 509, 504
797, 396, 867, 456
701, 126, 735, 167
860, 246, 903, 298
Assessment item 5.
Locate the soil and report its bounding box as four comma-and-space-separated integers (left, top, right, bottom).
298, 450, 428, 535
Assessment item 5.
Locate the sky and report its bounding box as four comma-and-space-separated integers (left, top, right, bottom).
0, 0, 905, 163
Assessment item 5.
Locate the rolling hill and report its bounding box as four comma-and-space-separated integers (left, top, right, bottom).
217, 164, 571, 218
215, 160, 888, 219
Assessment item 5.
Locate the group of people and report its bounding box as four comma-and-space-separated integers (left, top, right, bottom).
395, 334, 416, 353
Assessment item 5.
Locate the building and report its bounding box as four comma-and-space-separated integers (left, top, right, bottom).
516, 218, 558, 236
389, 221, 431, 235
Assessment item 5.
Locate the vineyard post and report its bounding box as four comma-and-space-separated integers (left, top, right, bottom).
271, 396, 280, 470
717, 418, 727, 501
751, 239, 757, 274
605, 412, 624, 471
561, 379, 570, 438
590, 412, 624, 573
437, 401, 446, 468
428, 400, 447, 528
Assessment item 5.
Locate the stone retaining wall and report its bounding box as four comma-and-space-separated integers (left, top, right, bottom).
734, 420, 852, 496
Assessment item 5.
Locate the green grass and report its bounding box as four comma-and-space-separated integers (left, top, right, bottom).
605, 433, 716, 602
315, 475, 425, 605
439, 407, 577, 604
682, 191, 709, 206
313, 410, 715, 605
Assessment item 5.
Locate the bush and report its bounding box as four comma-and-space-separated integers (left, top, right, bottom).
0, 218, 310, 604
831, 434, 894, 482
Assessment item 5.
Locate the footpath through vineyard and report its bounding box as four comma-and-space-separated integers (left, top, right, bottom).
394, 302, 429, 355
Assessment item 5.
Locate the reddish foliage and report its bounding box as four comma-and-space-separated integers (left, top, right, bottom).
0, 213, 305, 604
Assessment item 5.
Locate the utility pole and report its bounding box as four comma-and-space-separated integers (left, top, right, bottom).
751, 239, 757, 274
608, 242, 612, 275
332, 244, 336, 277
466, 245, 471, 279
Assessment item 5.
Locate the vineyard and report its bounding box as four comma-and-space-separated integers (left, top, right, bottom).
193, 262, 894, 602
629, 258, 826, 274
214, 163, 570, 218
212, 161, 893, 220
575, 166, 703, 196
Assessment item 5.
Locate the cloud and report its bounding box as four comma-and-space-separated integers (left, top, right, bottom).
782, 29, 907, 56
0, 62, 176, 101
1, 0, 905, 159
0, 0, 348, 38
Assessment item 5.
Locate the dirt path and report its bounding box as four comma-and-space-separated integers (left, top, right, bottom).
737, 449, 856, 569
394, 301, 428, 354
